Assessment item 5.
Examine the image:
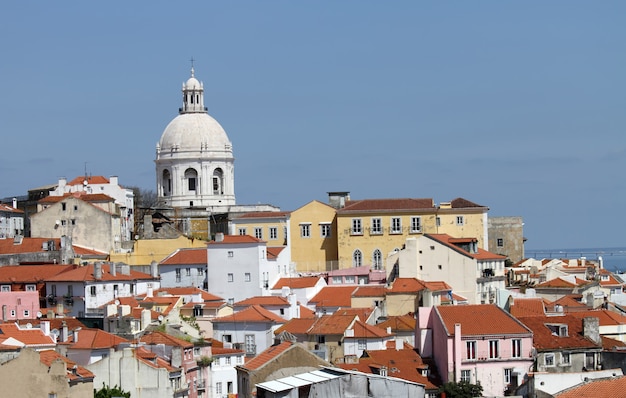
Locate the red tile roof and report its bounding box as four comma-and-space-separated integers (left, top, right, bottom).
339, 198, 435, 212
436, 304, 531, 336
274, 318, 317, 336
0, 264, 75, 282
307, 314, 357, 335
0, 323, 56, 347
272, 276, 323, 290
68, 328, 129, 349
308, 286, 356, 308
426, 234, 506, 261
0, 204, 23, 214
160, 248, 207, 265
349, 320, 392, 338
212, 346, 245, 356
46, 263, 157, 282
334, 307, 374, 322
510, 298, 547, 317
449, 197, 485, 208
555, 375, 626, 397
236, 211, 290, 219
240, 341, 294, 370
38, 192, 114, 204
299, 305, 316, 319
39, 350, 95, 381
516, 315, 600, 350
67, 175, 110, 185
0, 238, 104, 256
536, 277, 589, 288
140, 331, 193, 348
568, 309, 626, 326
352, 285, 386, 297
207, 235, 264, 245
375, 314, 416, 333
212, 305, 286, 324
387, 278, 426, 294
267, 247, 284, 260
153, 287, 224, 302
234, 296, 289, 307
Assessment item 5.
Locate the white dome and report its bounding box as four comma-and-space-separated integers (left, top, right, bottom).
185, 77, 201, 89
159, 113, 231, 151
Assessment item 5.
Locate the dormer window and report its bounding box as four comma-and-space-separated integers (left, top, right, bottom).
546, 324, 568, 337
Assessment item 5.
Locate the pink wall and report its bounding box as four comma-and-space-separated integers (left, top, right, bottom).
0, 291, 41, 320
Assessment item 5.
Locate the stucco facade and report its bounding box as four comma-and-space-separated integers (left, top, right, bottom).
288, 200, 339, 273
488, 216, 525, 263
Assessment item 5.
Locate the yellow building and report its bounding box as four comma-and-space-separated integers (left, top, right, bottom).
335, 196, 489, 270
109, 235, 207, 266
229, 211, 291, 247
288, 200, 339, 273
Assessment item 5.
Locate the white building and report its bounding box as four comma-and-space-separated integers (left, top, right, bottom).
159, 247, 208, 289
387, 234, 507, 305
0, 200, 24, 239
45, 262, 160, 318
155, 67, 235, 211
49, 176, 134, 243
207, 235, 280, 304
210, 347, 245, 398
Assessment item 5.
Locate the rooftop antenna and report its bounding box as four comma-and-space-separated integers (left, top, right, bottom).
190, 56, 195, 77
83, 162, 89, 186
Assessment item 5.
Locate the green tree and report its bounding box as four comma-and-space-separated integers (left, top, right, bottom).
94, 383, 131, 398
438, 380, 483, 398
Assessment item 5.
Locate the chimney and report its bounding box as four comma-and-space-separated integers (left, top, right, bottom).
583, 317, 601, 345
40, 320, 51, 336
60, 321, 68, 343
110, 176, 118, 186
12, 198, 17, 209
73, 328, 80, 343
395, 338, 403, 351
150, 261, 158, 278
110, 262, 116, 276
215, 232, 224, 242
94, 262, 103, 279
58, 177, 67, 191
147, 285, 153, 298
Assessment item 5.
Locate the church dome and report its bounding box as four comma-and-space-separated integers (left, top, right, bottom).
159, 113, 231, 151
185, 76, 201, 89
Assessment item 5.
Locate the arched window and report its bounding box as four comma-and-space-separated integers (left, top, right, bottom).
185, 168, 198, 192
213, 168, 224, 195
162, 170, 171, 196
372, 249, 382, 270
353, 249, 363, 267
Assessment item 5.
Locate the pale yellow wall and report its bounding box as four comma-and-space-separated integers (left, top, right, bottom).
231, 216, 289, 247
336, 211, 437, 269
289, 201, 338, 273
109, 236, 207, 266
435, 208, 488, 249
386, 293, 419, 316
351, 295, 384, 309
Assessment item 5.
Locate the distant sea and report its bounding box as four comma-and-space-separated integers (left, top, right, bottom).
525, 247, 626, 273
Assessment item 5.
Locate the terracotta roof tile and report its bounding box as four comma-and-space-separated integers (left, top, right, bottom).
449, 197, 485, 208
212, 347, 244, 356
0, 264, 75, 283
207, 235, 264, 245
0, 323, 56, 347
516, 315, 600, 350
0, 238, 96, 255
67, 175, 110, 185
153, 287, 224, 302
0, 204, 23, 214
236, 211, 290, 219
308, 314, 357, 335
555, 375, 626, 397
212, 305, 286, 324
510, 298, 547, 317
349, 320, 392, 338
536, 277, 588, 288
69, 328, 129, 349
352, 285, 386, 297
387, 278, 426, 294
234, 296, 289, 307
240, 341, 294, 370
339, 198, 435, 212
267, 247, 284, 260
160, 248, 207, 265
308, 286, 356, 308
375, 314, 416, 332
436, 304, 532, 336
568, 309, 626, 326
39, 350, 95, 381
426, 234, 506, 260
274, 318, 317, 335
140, 331, 193, 348
334, 307, 374, 322
47, 263, 157, 282
38, 192, 115, 204
299, 305, 316, 319
272, 276, 323, 290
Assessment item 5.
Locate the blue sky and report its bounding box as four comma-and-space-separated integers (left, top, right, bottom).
1, 2, 624, 249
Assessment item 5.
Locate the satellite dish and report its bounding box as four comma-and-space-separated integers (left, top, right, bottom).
51, 329, 60, 337
36, 311, 42, 318
158, 315, 164, 322
25, 323, 32, 329
114, 300, 120, 305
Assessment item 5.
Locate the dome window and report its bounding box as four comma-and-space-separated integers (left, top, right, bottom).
185, 168, 198, 192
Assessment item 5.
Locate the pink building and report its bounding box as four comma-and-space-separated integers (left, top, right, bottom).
0, 291, 41, 320
417, 304, 533, 396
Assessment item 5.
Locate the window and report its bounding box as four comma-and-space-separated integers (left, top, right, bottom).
504, 368, 513, 384
489, 340, 499, 359
320, 223, 331, 238
176, 268, 181, 282
497, 238, 504, 247
26, 284, 36, 292
61, 220, 67, 226
332, 276, 342, 284
198, 268, 204, 276
216, 382, 222, 395
545, 353, 555, 367
1, 285, 10, 292
561, 352, 571, 365
90, 286, 96, 296
228, 251, 234, 257
358, 339, 367, 350
436, 216, 441, 227
238, 228, 246, 235
317, 335, 326, 344
511, 339, 521, 358
228, 298, 234, 305
410, 217, 421, 233
351, 218, 362, 235
245, 273, 251, 282
372, 249, 383, 270
62, 203, 66, 211
185, 168, 197, 191
370, 218, 382, 234
225, 356, 231, 365
254, 227, 262, 239
466, 341, 476, 360
391, 217, 402, 233
345, 276, 355, 284
460, 369, 471, 383
300, 223, 311, 238
245, 334, 256, 355
186, 268, 191, 276
10, 309, 16, 317
23, 310, 30, 317
222, 334, 232, 343
269, 227, 278, 240
353, 249, 363, 267
213, 168, 224, 194
456, 216, 464, 226
227, 273, 234, 282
